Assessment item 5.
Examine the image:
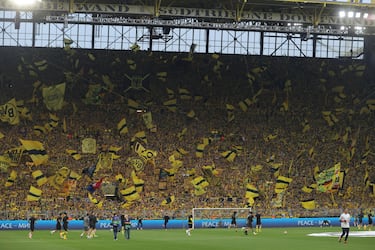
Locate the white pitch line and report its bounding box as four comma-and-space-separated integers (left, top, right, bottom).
308, 231, 375, 237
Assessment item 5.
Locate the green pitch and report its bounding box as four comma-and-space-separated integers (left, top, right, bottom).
0, 227, 373, 250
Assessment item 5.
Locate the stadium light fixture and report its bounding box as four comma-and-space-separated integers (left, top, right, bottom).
338, 10, 371, 20
12, 0, 41, 6
339, 11, 346, 18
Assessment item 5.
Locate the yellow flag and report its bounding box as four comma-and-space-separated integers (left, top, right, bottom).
196, 143, 206, 158
62, 117, 67, 133
117, 117, 128, 135
364, 170, 370, 187
169, 156, 183, 169
69, 170, 81, 181
301, 184, 316, 193
44, 113, 59, 132
66, 149, 81, 160
226, 104, 235, 122
128, 99, 141, 113
157, 72, 167, 81
130, 43, 140, 52
27, 186, 42, 201
34, 125, 47, 136
264, 134, 278, 142
366, 99, 375, 110
127, 157, 145, 173
191, 176, 209, 189
322, 111, 338, 127
82, 138, 97, 154
49, 166, 70, 190
88, 53, 96, 61
131, 171, 144, 193
140, 149, 157, 161
121, 186, 140, 202
270, 163, 282, 177
246, 197, 255, 207
275, 176, 292, 192
0, 156, 11, 171
177, 128, 187, 141
102, 75, 114, 92
245, 183, 259, 199
173, 148, 189, 158
19, 139, 48, 166
108, 146, 121, 160
179, 88, 191, 100
83, 84, 102, 105
301, 199, 316, 210
142, 112, 154, 129
42, 83, 66, 111
161, 195, 175, 205
166, 88, 174, 98
34, 59, 48, 71
238, 98, 252, 112
88, 193, 103, 208
280, 98, 289, 112
3, 147, 23, 166
116, 174, 125, 183
186, 110, 196, 119
96, 152, 113, 171
133, 131, 147, 144
221, 150, 236, 162
134, 142, 146, 155
5, 170, 17, 187
163, 99, 177, 112
126, 59, 136, 70
32, 170, 48, 186
187, 168, 196, 176
194, 186, 206, 196
0, 98, 20, 125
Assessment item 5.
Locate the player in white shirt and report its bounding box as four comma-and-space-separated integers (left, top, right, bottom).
338, 209, 351, 244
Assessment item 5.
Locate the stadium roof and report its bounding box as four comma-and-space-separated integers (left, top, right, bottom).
2, 0, 375, 35
77, 0, 375, 18
89, 0, 375, 10
5, 0, 375, 20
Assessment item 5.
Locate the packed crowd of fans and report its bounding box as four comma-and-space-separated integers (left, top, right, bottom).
0, 47, 374, 221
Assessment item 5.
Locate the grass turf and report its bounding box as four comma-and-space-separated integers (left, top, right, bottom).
0, 227, 373, 250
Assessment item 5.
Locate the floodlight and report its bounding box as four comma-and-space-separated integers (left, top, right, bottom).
363, 13, 369, 19
348, 11, 354, 18
355, 12, 361, 18
339, 11, 346, 18
12, 0, 41, 6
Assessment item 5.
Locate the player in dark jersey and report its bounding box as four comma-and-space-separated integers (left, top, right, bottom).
244, 212, 255, 235
28, 215, 37, 239
50, 213, 63, 238
255, 211, 262, 233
